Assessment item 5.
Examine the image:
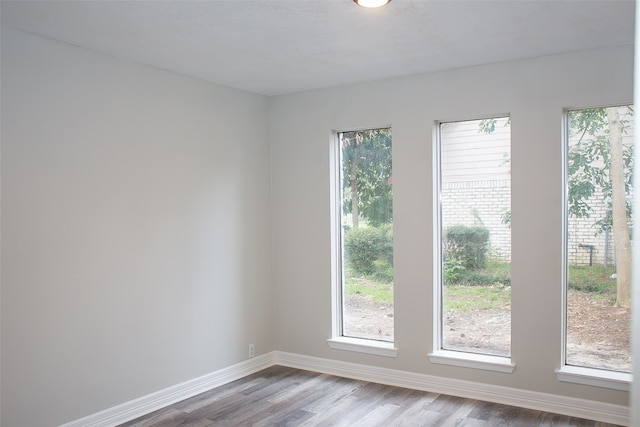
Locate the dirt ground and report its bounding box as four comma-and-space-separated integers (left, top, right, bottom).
565, 289, 631, 371
343, 288, 631, 372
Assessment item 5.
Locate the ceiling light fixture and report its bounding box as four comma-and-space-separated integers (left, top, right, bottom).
353, 0, 391, 8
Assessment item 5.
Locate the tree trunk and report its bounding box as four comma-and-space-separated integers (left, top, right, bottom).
350, 153, 359, 229
606, 106, 631, 308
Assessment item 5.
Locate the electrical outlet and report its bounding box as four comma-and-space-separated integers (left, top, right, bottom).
249, 344, 255, 359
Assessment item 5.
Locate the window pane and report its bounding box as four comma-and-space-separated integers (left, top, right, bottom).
340, 128, 393, 342
566, 106, 633, 373
439, 117, 511, 357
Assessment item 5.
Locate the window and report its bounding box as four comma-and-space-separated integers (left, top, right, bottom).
332, 128, 394, 345
436, 117, 512, 360
564, 105, 633, 375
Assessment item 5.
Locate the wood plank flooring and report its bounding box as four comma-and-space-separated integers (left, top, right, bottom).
119, 366, 620, 427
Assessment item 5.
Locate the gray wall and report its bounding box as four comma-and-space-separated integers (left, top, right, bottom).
1, 29, 273, 427
270, 46, 632, 405
0, 27, 634, 427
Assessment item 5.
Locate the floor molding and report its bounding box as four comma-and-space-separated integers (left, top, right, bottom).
273, 351, 630, 426
60, 351, 629, 426
59, 353, 273, 427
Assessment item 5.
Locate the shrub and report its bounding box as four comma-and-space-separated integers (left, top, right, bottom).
344, 227, 382, 274
445, 225, 490, 270
444, 258, 465, 284
444, 259, 511, 286
378, 223, 393, 265
373, 260, 394, 283
344, 225, 393, 276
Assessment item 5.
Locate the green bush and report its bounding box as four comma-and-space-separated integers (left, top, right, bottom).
372, 260, 394, 283
445, 225, 490, 270
344, 227, 381, 274
444, 259, 511, 287
444, 258, 465, 284
344, 225, 393, 276
378, 223, 393, 265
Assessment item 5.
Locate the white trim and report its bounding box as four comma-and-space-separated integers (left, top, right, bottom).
273, 351, 630, 426
560, 108, 633, 396
60, 351, 630, 427
328, 131, 344, 340
556, 365, 632, 392
433, 118, 515, 361
58, 354, 272, 427
428, 349, 514, 373
432, 120, 444, 356
327, 337, 398, 357
633, 22, 640, 425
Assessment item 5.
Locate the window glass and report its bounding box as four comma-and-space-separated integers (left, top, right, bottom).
439, 117, 511, 357
565, 106, 633, 373
339, 128, 393, 342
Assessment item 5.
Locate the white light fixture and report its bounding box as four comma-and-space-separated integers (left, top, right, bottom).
354, 0, 391, 8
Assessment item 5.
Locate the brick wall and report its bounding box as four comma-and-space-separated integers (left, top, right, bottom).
442, 179, 511, 261
440, 107, 633, 268
443, 182, 618, 266
568, 191, 616, 266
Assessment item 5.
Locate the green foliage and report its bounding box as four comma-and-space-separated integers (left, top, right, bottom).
458, 270, 511, 287
444, 225, 490, 270
567, 107, 634, 233
372, 260, 394, 283
341, 128, 393, 226
365, 190, 393, 227
568, 265, 617, 293
344, 225, 393, 277
445, 260, 511, 286
441, 263, 616, 313
443, 261, 613, 292
478, 117, 511, 134
481, 108, 635, 239
485, 259, 511, 275
378, 223, 393, 265
344, 227, 379, 274
501, 210, 511, 228
443, 258, 465, 284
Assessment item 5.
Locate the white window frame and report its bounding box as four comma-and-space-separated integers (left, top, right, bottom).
556, 107, 632, 391
428, 117, 514, 373
327, 129, 397, 357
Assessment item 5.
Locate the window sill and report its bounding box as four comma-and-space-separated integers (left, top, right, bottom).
556, 365, 631, 391
428, 350, 515, 373
327, 337, 398, 358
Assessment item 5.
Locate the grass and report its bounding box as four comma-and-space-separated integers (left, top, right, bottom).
441, 262, 616, 311
344, 261, 616, 309
345, 277, 393, 302
444, 284, 510, 312
443, 260, 511, 311
485, 259, 511, 275
568, 265, 617, 293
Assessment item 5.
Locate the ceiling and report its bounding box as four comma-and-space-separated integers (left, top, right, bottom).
1, 0, 635, 96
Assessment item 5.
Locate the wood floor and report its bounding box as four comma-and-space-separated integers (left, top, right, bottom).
119, 366, 620, 427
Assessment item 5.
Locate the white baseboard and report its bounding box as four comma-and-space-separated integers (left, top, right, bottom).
60, 351, 630, 427
59, 353, 273, 427
273, 351, 630, 426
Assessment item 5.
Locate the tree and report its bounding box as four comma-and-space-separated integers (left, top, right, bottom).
481, 109, 634, 307
568, 106, 633, 307
341, 129, 392, 228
